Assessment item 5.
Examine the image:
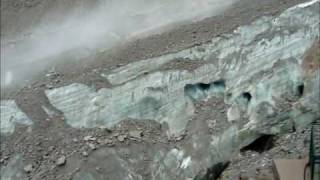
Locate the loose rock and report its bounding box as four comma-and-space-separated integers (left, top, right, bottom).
82, 152, 89, 157
83, 136, 96, 141
88, 143, 97, 150
24, 164, 33, 173
56, 156, 66, 166
99, 139, 113, 145
129, 130, 142, 139
117, 135, 126, 142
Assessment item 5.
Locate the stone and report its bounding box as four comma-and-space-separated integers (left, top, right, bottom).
88, 143, 97, 150
23, 164, 33, 173
105, 139, 113, 144
48, 146, 55, 151
46, 84, 54, 89
107, 143, 115, 147
56, 156, 66, 166
98, 126, 112, 133
0, 156, 10, 163
117, 135, 126, 142
101, 139, 113, 145
83, 136, 96, 141
129, 130, 142, 139
46, 71, 59, 78
175, 135, 185, 141
82, 152, 89, 157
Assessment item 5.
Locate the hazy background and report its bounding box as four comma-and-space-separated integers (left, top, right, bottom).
1, 0, 238, 89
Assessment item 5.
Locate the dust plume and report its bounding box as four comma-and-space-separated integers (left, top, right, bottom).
1, 0, 238, 89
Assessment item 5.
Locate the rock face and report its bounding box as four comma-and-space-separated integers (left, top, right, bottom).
0, 100, 32, 135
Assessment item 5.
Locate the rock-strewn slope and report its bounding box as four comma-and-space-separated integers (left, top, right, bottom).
1, 0, 319, 180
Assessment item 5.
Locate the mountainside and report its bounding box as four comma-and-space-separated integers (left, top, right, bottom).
1, 0, 319, 180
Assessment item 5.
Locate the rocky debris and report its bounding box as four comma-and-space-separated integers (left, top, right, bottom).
113, 132, 120, 137
97, 138, 115, 147
45, 70, 60, 80
129, 130, 142, 139
23, 164, 33, 173
98, 126, 113, 133
0, 155, 10, 164
117, 135, 127, 142
83, 135, 97, 141
82, 151, 89, 157
45, 84, 54, 89
1, 1, 319, 180
56, 155, 66, 166
48, 146, 55, 152
222, 127, 311, 179
169, 132, 187, 142
88, 143, 97, 150
160, 59, 207, 71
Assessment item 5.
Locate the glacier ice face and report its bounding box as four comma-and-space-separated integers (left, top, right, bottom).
0, 100, 32, 135
46, 0, 319, 137
46, 66, 222, 134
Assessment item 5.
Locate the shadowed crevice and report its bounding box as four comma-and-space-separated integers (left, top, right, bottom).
184, 80, 226, 100
240, 134, 275, 153
195, 161, 230, 180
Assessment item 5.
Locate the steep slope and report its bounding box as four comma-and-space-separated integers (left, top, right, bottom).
1, 0, 319, 180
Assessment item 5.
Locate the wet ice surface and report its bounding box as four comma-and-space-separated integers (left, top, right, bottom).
0, 100, 32, 135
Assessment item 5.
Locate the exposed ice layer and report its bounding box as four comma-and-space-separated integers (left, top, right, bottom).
46, 1, 319, 136
0, 155, 28, 180
0, 100, 32, 135
46, 65, 222, 134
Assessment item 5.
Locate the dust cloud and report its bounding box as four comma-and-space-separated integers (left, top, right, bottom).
1, 0, 237, 89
